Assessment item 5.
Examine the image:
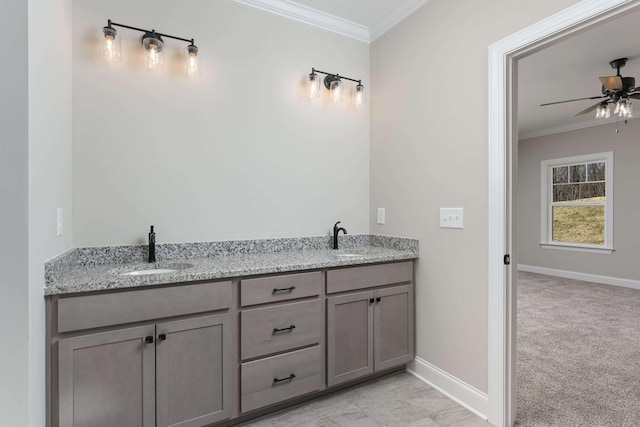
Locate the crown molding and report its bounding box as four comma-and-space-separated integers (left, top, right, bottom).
519, 115, 638, 140
229, 0, 370, 42
228, 0, 429, 43
369, 0, 430, 41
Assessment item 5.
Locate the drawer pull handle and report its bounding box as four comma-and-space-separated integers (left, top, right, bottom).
273, 286, 296, 293
273, 325, 296, 333
273, 373, 296, 383
158, 334, 167, 341
145, 336, 154, 344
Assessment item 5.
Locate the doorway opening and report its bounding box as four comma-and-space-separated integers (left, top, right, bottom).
488, 1, 640, 426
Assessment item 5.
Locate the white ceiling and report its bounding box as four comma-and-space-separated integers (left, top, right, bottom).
230, 0, 428, 42
518, 8, 640, 139
292, 0, 412, 28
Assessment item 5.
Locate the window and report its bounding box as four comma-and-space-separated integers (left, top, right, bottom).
540, 152, 613, 254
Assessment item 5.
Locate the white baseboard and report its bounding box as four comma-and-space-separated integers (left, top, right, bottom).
518, 264, 640, 290
407, 356, 489, 420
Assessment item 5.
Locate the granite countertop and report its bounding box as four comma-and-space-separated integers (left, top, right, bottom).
45, 235, 418, 296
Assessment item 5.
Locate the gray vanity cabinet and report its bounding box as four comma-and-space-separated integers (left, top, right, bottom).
58, 325, 157, 427
239, 272, 324, 414
58, 313, 232, 427
326, 291, 374, 386
156, 314, 232, 427
326, 262, 414, 387
373, 285, 414, 371
50, 260, 415, 426
53, 281, 233, 427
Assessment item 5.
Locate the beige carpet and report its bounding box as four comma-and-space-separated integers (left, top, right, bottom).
516, 271, 640, 426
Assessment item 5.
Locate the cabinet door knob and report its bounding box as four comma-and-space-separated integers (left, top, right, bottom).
145, 336, 154, 344
376, 297, 381, 303
273, 286, 296, 293
158, 333, 167, 341
369, 298, 375, 304
273, 325, 296, 333
273, 373, 296, 383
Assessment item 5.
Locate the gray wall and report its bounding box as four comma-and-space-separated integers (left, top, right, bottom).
72, 0, 370, 247
28, 0, 74, 424
517, 120, 640, 281
369, 0, 580, 393
0, 0, 29, 424
0, 0, 73, 424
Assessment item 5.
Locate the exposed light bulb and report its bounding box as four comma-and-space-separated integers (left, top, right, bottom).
595, 102, 610, 119
330, 78, 343, 103
618, 98, 633, 118
308, 72, 320, 98
185, 44, 199, 77
149, 46, 158, 66
187, 54, 197, 75
354, 83, 365, 109
100, 25, 121, 62
143, 33, 164, 69
105, 37, 115, 57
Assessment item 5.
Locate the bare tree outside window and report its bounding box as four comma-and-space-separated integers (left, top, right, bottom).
542, 154, 612, 251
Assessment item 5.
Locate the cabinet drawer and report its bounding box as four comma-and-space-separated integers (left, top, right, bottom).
241, 346, 322, 413
240, 271, 322, 307
58, 281, 232, 333
326, 261, 413, 294
241, 299, 321, 360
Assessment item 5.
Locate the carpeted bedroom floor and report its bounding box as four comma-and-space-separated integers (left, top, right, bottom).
516, 271, 640, 426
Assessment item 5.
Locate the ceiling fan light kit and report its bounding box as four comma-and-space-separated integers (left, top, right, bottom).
541, 57, 639, 126
595, 102, 610, 119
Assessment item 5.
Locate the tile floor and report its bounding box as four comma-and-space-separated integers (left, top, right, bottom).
240, 372, 489, 426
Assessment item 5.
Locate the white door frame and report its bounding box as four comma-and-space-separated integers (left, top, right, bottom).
487, 0, 640, 425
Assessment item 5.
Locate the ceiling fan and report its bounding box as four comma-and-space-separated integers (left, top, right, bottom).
540, 57, 640, 119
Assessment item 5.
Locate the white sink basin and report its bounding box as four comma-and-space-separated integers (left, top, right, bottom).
120, 268, 178, 276
117, 263, 193, 276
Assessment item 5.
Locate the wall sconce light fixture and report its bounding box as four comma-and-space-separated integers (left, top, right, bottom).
308, 68, 365, 108
101, 19, 199, 77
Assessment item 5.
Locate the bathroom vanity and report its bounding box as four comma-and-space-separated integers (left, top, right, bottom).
45, 236, 417, 427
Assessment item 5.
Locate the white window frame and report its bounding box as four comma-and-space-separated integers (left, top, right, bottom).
540, 151, 614, 254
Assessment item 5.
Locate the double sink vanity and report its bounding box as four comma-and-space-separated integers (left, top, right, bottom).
45, 234, 418, 427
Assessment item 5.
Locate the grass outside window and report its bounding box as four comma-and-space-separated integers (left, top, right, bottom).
541, 152, 613, 252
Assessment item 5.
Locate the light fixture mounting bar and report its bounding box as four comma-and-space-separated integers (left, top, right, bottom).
312, 68, 361, 84
107, 19, 195, 44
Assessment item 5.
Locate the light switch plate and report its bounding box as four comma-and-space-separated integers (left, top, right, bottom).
377, 208, 385, 224
440, 208, 463, 229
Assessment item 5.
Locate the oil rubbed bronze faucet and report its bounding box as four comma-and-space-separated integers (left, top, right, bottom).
148, 225, 156, 263
333, 221, 347, 250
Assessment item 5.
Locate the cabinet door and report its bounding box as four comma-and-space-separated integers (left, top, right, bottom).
156, 313, 232, 427
58, 325, 156, 427
374, 285, 414, 371
326, 291, 374, 387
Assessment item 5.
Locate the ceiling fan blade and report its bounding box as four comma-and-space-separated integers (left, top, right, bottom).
540, 95, 606, 107
575, 102, 602, 116
599, 76, 623, 91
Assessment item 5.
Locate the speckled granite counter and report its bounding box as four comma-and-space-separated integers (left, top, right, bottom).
45, 235, 418, 295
